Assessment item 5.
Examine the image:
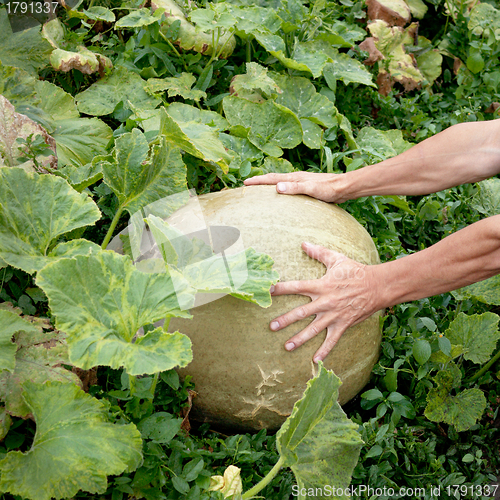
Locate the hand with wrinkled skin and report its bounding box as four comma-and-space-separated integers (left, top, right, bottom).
244, 120, 500, 362
244, 172, 352, 203
269, 242, 380, 363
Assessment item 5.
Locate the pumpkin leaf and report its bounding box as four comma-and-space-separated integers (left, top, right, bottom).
223, 96, 302, 157
151, 0, 236, 58
276, 363, 363, 494
159, 107, 232, 169
0, 318, 81, 418
84, 6, 116, 22
0, 96, 57, 172
0, 63, 39, 108
231, 62, 282, 101
452, 275, 500, 306
322, 52, 376, 87
0, 309, 39, 374
424, 370, 487, 432
272, 73, 337, 128
115, 8, 159, 28
0, 10, 52, 75
36, 251, 195, 374
75, 66, 161, 116
444, 312, 500, 364
101, 128, 187, 217
0, 168, 101, 274
0, 381, 143, 500
146, 215, 278, 307
146, 73, 207, 101
471, 178, 500, 217
0, 407, 11, 441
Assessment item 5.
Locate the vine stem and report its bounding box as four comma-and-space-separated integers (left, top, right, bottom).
241, 456, 285, 500
468, 347, 500, 383
101, 206, 124, 250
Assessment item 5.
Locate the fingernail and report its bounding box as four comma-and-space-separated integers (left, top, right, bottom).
313, 356, 321, 364
303, 241, 312, 247
285, 342, 295, 351
270, 285, 275, 294
277, 182, 286, 193
270, 321, 280, 330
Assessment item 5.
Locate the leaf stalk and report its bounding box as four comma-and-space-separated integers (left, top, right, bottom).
241, 455, 285, 499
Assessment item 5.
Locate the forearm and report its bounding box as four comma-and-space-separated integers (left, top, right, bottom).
371, 214, 500, 309
342, 120, 500, 200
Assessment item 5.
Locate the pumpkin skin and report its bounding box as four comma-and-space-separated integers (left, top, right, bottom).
167, 185, 382, 432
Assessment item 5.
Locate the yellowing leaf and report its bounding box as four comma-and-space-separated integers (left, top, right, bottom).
276, 363, 363, 495
0, 168, 101, 274
36, 251, 195, 374
0, 317, 81, 418
444, 312, 500, 364
209, 465, 242, 499
0, 95, 57, 172
101, 128, 188, 216
0, 381, 143, 500
146, 73, 207, 101
425, 371, 487, 432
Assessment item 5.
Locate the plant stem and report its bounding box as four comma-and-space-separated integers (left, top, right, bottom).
149, 372, 160, 400
159, 32, 189, 72
246, 38, 252, 63
102, 206, 124, 250
241, 456, 285, 500
163, 317, 171, 332
468, 347, 500, 383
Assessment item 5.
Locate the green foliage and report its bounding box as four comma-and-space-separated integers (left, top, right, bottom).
0, 381, 143, 500
2, 0, 500, 497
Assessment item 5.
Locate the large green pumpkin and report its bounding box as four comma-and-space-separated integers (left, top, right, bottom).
166, 185, 382, 431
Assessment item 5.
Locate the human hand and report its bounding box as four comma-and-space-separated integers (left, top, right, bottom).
269, 242, 380, 362
243, 172, 352, 204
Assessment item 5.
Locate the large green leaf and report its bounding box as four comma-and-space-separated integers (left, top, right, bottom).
146, 73, 207, 102
223, 96, 302, 156
452, 274, 500, 306
75, 66, 161, 116
231, 62, 282, 101
229, 4, 282, 36
0, 10, 52, 75
356, 127, 412, 160
0, 168, 101, 274
159, 107, 232, 169
272, 73, 337, 128
152, 0, 236, 58
424, 370, 486, 432
115, 8, 160, 28
471, 178, 500, 217
101, 128, 187, 216
0, 95, 57, 172
4, 79, 113, 168
0, 316, 81, 417
36, 251, 195, 375
0, 63, 38, 108
276, 363, 363, 498
444, 312, 500, 364
0, 381, 142, 500
0, 310, 39, 373
322, 52, 375, 87
146, 215, 278, 307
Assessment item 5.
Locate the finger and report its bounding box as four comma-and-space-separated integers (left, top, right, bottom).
270, 297, 326, 332
283, 316, 332, 351
243, 173, 300, 186
302, 242, 347, 268
271, 279, 318, 296
275, 180, 324, 197
312, 324, 349, 363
